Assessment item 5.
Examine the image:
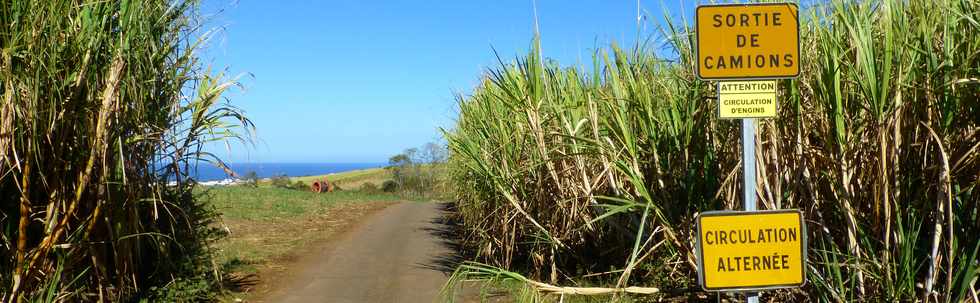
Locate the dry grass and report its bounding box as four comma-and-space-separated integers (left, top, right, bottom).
291, 168, 391, 190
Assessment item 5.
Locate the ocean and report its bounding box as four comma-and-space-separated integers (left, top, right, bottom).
189, 162, 386, 181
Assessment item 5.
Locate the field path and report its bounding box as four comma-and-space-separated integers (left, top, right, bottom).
258, 201, 459, 303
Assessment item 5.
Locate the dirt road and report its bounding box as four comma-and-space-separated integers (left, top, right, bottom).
259, 202, 460, 303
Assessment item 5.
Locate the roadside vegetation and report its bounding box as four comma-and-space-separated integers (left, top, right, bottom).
205, 171, 408, 301
442, 1, 979, 302
385, 142, 450, 199
210, 163, 446, 301
0, 0, 253, 301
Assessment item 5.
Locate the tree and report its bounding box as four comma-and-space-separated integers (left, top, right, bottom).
420, 142, 447, 164
388, 153, 413, 186
242, 171, 259, 187
385, 143, 445, 197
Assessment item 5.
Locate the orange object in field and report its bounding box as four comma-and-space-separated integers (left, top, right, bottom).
311, 180, 334, 193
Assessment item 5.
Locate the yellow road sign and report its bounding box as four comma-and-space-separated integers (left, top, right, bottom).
696, 210, 806, 291
696, 3, 800, 79
718, 80, 777, 119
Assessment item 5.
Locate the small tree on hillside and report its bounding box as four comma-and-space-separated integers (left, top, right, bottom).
386, 142, 447, 197
420, 142, 447, 164
388, 153, 413, 188
242, 171, 259, 187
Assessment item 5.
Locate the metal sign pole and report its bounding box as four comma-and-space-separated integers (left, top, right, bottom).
742, 118, 759, 303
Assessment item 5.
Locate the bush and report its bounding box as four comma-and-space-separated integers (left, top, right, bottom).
269, 174, 291, 189
242, 171, 259, 188
381, 180, 399, 193
360, 182, 379, 193
387, 143, 447, 196
141, 276, 217, 303
291, 180, 309, 191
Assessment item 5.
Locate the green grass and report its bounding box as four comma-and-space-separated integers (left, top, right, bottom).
205, 183, 419, 301
210, 167, 445, 301
207, 184, 404, 221
207, 184, 411, 265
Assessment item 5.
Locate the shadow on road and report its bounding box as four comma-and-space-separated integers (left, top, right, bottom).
223, 271, 260, 293
417, 201, 469, 275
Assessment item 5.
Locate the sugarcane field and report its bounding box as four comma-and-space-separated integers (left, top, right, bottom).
0, 0, 978, 302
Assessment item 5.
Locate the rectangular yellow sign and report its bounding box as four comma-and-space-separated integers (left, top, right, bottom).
718, 80, 777, 119
696, 3, 800, 79
696, 210, 806, 291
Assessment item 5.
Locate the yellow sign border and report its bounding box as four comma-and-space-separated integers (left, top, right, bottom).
695, 2, 801, 80
695, 209, 808, 292
717, 81, 779, 119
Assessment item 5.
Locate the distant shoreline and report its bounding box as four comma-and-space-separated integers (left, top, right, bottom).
197, 166, 386, 186
191, 162, 385, 182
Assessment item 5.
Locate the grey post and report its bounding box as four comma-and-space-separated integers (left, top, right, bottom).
742, 118, 759, 303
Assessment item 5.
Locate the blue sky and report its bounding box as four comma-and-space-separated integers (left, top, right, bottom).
200, 0, 692, 163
